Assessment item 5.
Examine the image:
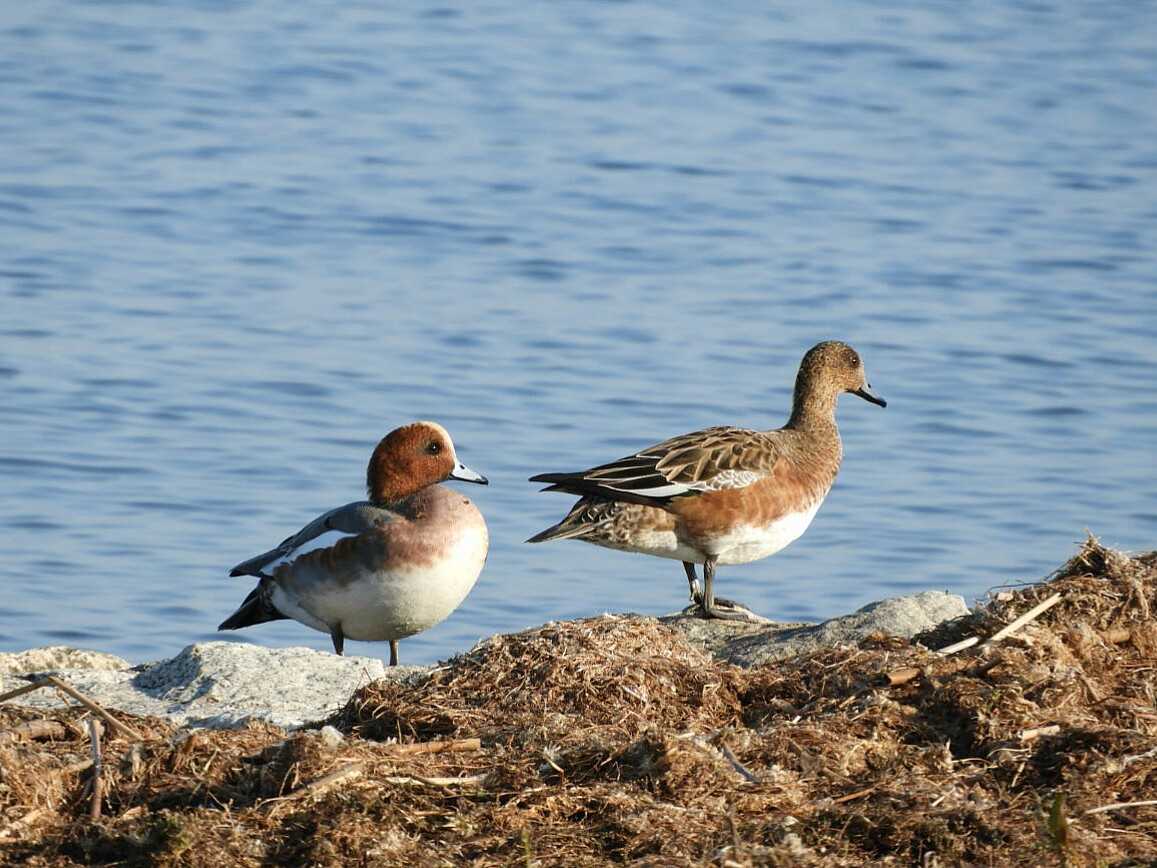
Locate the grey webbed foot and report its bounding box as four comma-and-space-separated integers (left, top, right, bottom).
688, 588, 744, 611
684, 556, 771, 623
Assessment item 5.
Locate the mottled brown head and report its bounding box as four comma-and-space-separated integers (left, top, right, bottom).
789, 341, 886, 425
366, 421, 487, 504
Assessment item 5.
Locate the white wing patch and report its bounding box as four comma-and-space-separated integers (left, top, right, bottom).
265, 529, 356, 572
603, 481, 695, 499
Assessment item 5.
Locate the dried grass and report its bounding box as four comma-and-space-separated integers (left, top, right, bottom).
1, 535, 1154, 866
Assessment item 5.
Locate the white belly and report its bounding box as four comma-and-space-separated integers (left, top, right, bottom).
711, 501, 822, 565
278, 524, 488, 642
585, 527, 702, 564
581, 501, 823, 567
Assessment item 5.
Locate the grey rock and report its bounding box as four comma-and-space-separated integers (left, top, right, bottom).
664, 590, 969, 667
0, 641, 423, 730
0, 646, 130, 675
0, 591, 969, 729
318, 725, 345, 749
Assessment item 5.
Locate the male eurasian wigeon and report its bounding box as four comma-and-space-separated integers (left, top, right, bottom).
527, 341, 885, 622
219, 421, 489, 665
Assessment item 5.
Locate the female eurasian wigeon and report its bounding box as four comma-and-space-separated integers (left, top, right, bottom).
528, 341, 885, 622
219, 421, 489, 666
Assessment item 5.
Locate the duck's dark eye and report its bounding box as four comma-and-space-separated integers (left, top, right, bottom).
426, 441, 441, 455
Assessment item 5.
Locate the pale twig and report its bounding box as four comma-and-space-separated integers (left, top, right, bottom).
885, 666, 921, 687
1019, 725, 1061, 742
935, 593, 1063, 658
885, 593, 1065, 685
1121, 746, 1157, 769
260, 763, 364, 811
383, 773, 489, 787
380, 737, 481, 756
62, 758, 94, 776
541, 748, 565, 775
1082, 800, 1157, 816
719, 743, 760, 784
122, 743, 144, 779
934, 636, 979, 656
984, 593, 1062, 644
832, 785, 877, 804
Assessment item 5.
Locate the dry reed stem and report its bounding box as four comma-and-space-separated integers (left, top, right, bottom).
87, 718, 103, 821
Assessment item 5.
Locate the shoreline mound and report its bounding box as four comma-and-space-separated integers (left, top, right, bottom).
2, 535, 1155, 866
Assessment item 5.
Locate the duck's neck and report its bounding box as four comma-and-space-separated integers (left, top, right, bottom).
371, 484, 440, 517
786, 381, 840, 434
783, 386, 844, 489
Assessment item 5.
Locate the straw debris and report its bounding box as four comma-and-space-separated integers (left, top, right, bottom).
1, 534, 1154, 865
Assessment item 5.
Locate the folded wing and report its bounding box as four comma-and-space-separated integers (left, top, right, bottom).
530, 426, 776, 507
228, 501, 398, 578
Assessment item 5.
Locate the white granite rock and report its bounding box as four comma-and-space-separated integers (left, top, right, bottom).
664, 590, 970, 666
0, 645, 130, 675
0, 641, 420, 730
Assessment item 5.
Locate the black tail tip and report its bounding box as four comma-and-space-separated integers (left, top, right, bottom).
217, 604, 257, 630
529, 472, 571, 485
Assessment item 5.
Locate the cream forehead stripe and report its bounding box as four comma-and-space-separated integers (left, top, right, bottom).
413, 420, 454, 454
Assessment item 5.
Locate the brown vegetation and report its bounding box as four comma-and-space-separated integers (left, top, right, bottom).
1, 536, 1154, 866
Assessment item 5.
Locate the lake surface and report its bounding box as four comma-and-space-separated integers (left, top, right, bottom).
2, 1, 1155, 665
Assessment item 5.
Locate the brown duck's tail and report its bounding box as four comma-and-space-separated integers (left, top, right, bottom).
526, 497, 616, 544
218, 586, 288, 631
526, 517, 594, 544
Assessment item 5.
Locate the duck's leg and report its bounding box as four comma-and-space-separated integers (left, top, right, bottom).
683, 561, 702, 602
389, 639, 399, 667
698, 557, 768, 623
330, 624, 345, 656
685, 559, 744, 611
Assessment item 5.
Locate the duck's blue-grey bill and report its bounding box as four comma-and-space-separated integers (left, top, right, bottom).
451, 463, 489, 484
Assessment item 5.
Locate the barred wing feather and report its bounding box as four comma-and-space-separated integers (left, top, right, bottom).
530, 427, 776, 506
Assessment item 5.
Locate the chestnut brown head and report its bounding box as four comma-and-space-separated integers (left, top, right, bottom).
366, 421, 487, 504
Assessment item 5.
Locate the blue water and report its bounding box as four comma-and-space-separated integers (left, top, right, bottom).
2, 1, 1155, 665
